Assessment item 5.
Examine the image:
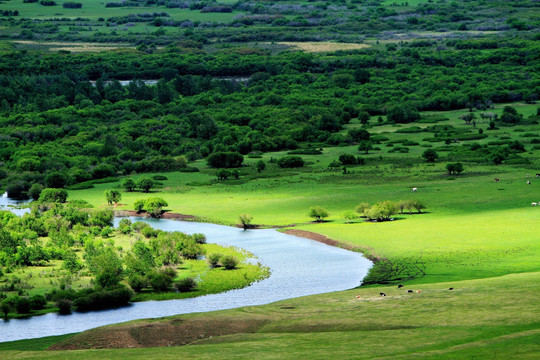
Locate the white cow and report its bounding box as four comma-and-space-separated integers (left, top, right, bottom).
532, 202, 537, 206
412, 187, 418, 192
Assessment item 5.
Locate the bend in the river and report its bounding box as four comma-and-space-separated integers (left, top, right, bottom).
0, 212, 372, 342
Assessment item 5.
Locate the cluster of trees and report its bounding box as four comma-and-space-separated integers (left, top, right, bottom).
133, 197, 168, 217
0, 38, 538, 196
0, 200, 223, 317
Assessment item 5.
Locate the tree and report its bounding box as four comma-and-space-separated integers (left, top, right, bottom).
386, 105, 420, 123
348, 128, 370, 142
134, 199, 145, 213
308, 206, 329, 222
122, 178, 136, 192
138, 178, 154, 193
446, 162, 464, 175
239, 213, 253, 230
339, 154, 358, 165
411, 200, 426, 213
343, 210, 357, 223
45, 172, 67, 189
366, 201, 397, 222
422, 149, 439, 163
39, 188, 68, 203
104, 189, 122, 205
28, 183, 44, 200
217, 169, 231, 180
256, 160, 266, 173
144, 197, 168, 217
355, 202, 370, 217
358, 112, 370, 125
358, 141, 373, 154
1, 301, 11, 318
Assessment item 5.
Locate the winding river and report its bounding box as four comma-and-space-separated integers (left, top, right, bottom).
0, 214, 371, 342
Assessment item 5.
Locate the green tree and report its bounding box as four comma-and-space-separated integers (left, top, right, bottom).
104, 189, 122, 205
308, 206, 329, 222
144, 197, 168, 218
422, 149, 439, 163
138, 178, 154, 193
122, 178, 136, 192
256, 160, 266, 173
39, 188, 68, 203
28, 184, 44, 201
239, 213, 253, 230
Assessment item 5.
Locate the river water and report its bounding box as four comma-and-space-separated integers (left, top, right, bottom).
0, 215, 371, 342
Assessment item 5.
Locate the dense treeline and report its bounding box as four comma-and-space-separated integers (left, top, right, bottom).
0, 40, 538, 197
2, 0, 539, 44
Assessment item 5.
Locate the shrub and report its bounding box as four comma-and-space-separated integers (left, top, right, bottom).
422, 149, 439, 163
122, 178, 136, 192
207, 152, 244, 168
221, 255, 238, 270
148, 268, 176, 292
207, 253, 222, 268
308, 206, 329, 222
192, 233, 206, 244
174, 277, 197, 292
29, 294, 46, 310
137, 178, 154, 193
152, 175, 168, 181
277, 156, 304, 168
39, 188, 68, 203
339, 154, 357, 165
239, 213, 253, 230
128, 274, 147, 292
144, 197, 168, 217
56, 298, 72, 314
28, 183, 44, 200
15, 297, 31, 314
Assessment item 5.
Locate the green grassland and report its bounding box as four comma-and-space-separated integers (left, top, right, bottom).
3, 104, 540, 357
0, 0, 241, 21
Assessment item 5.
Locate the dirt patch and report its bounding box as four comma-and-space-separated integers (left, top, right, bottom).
275, 41, 370, 53
282, 229, 359, 252
48, 317, 269, 350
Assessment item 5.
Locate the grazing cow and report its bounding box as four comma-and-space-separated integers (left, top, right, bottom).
380, 292, 386, 297
416, 290, 421, 293
398, 284, 404, 288
536, 174, 540, 177
355, 295, 362, 299
412, 187, 418, 192
449, 287, 454, 290
532, 203, 537, 206
494, 178, 500, 182
527, 181, 531, 185
407, 290, 413, 293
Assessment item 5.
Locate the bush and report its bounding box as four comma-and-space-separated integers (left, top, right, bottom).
207, 152, 244, 168
74, 287, 133, 311
39, 188, 68, 203
192, 233, 206, 244
148, 268, 176, 292
29, 294, 46, 310
174, 277, 197, 292
207, 253, 222, 268
338, 154, 358, 165
128, 274, 147, 292
221, 255, 238, 270
15, 297, 31, 314
277, 156, 304, 168
152, 175, 168, 180
56, 298, 72, 314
